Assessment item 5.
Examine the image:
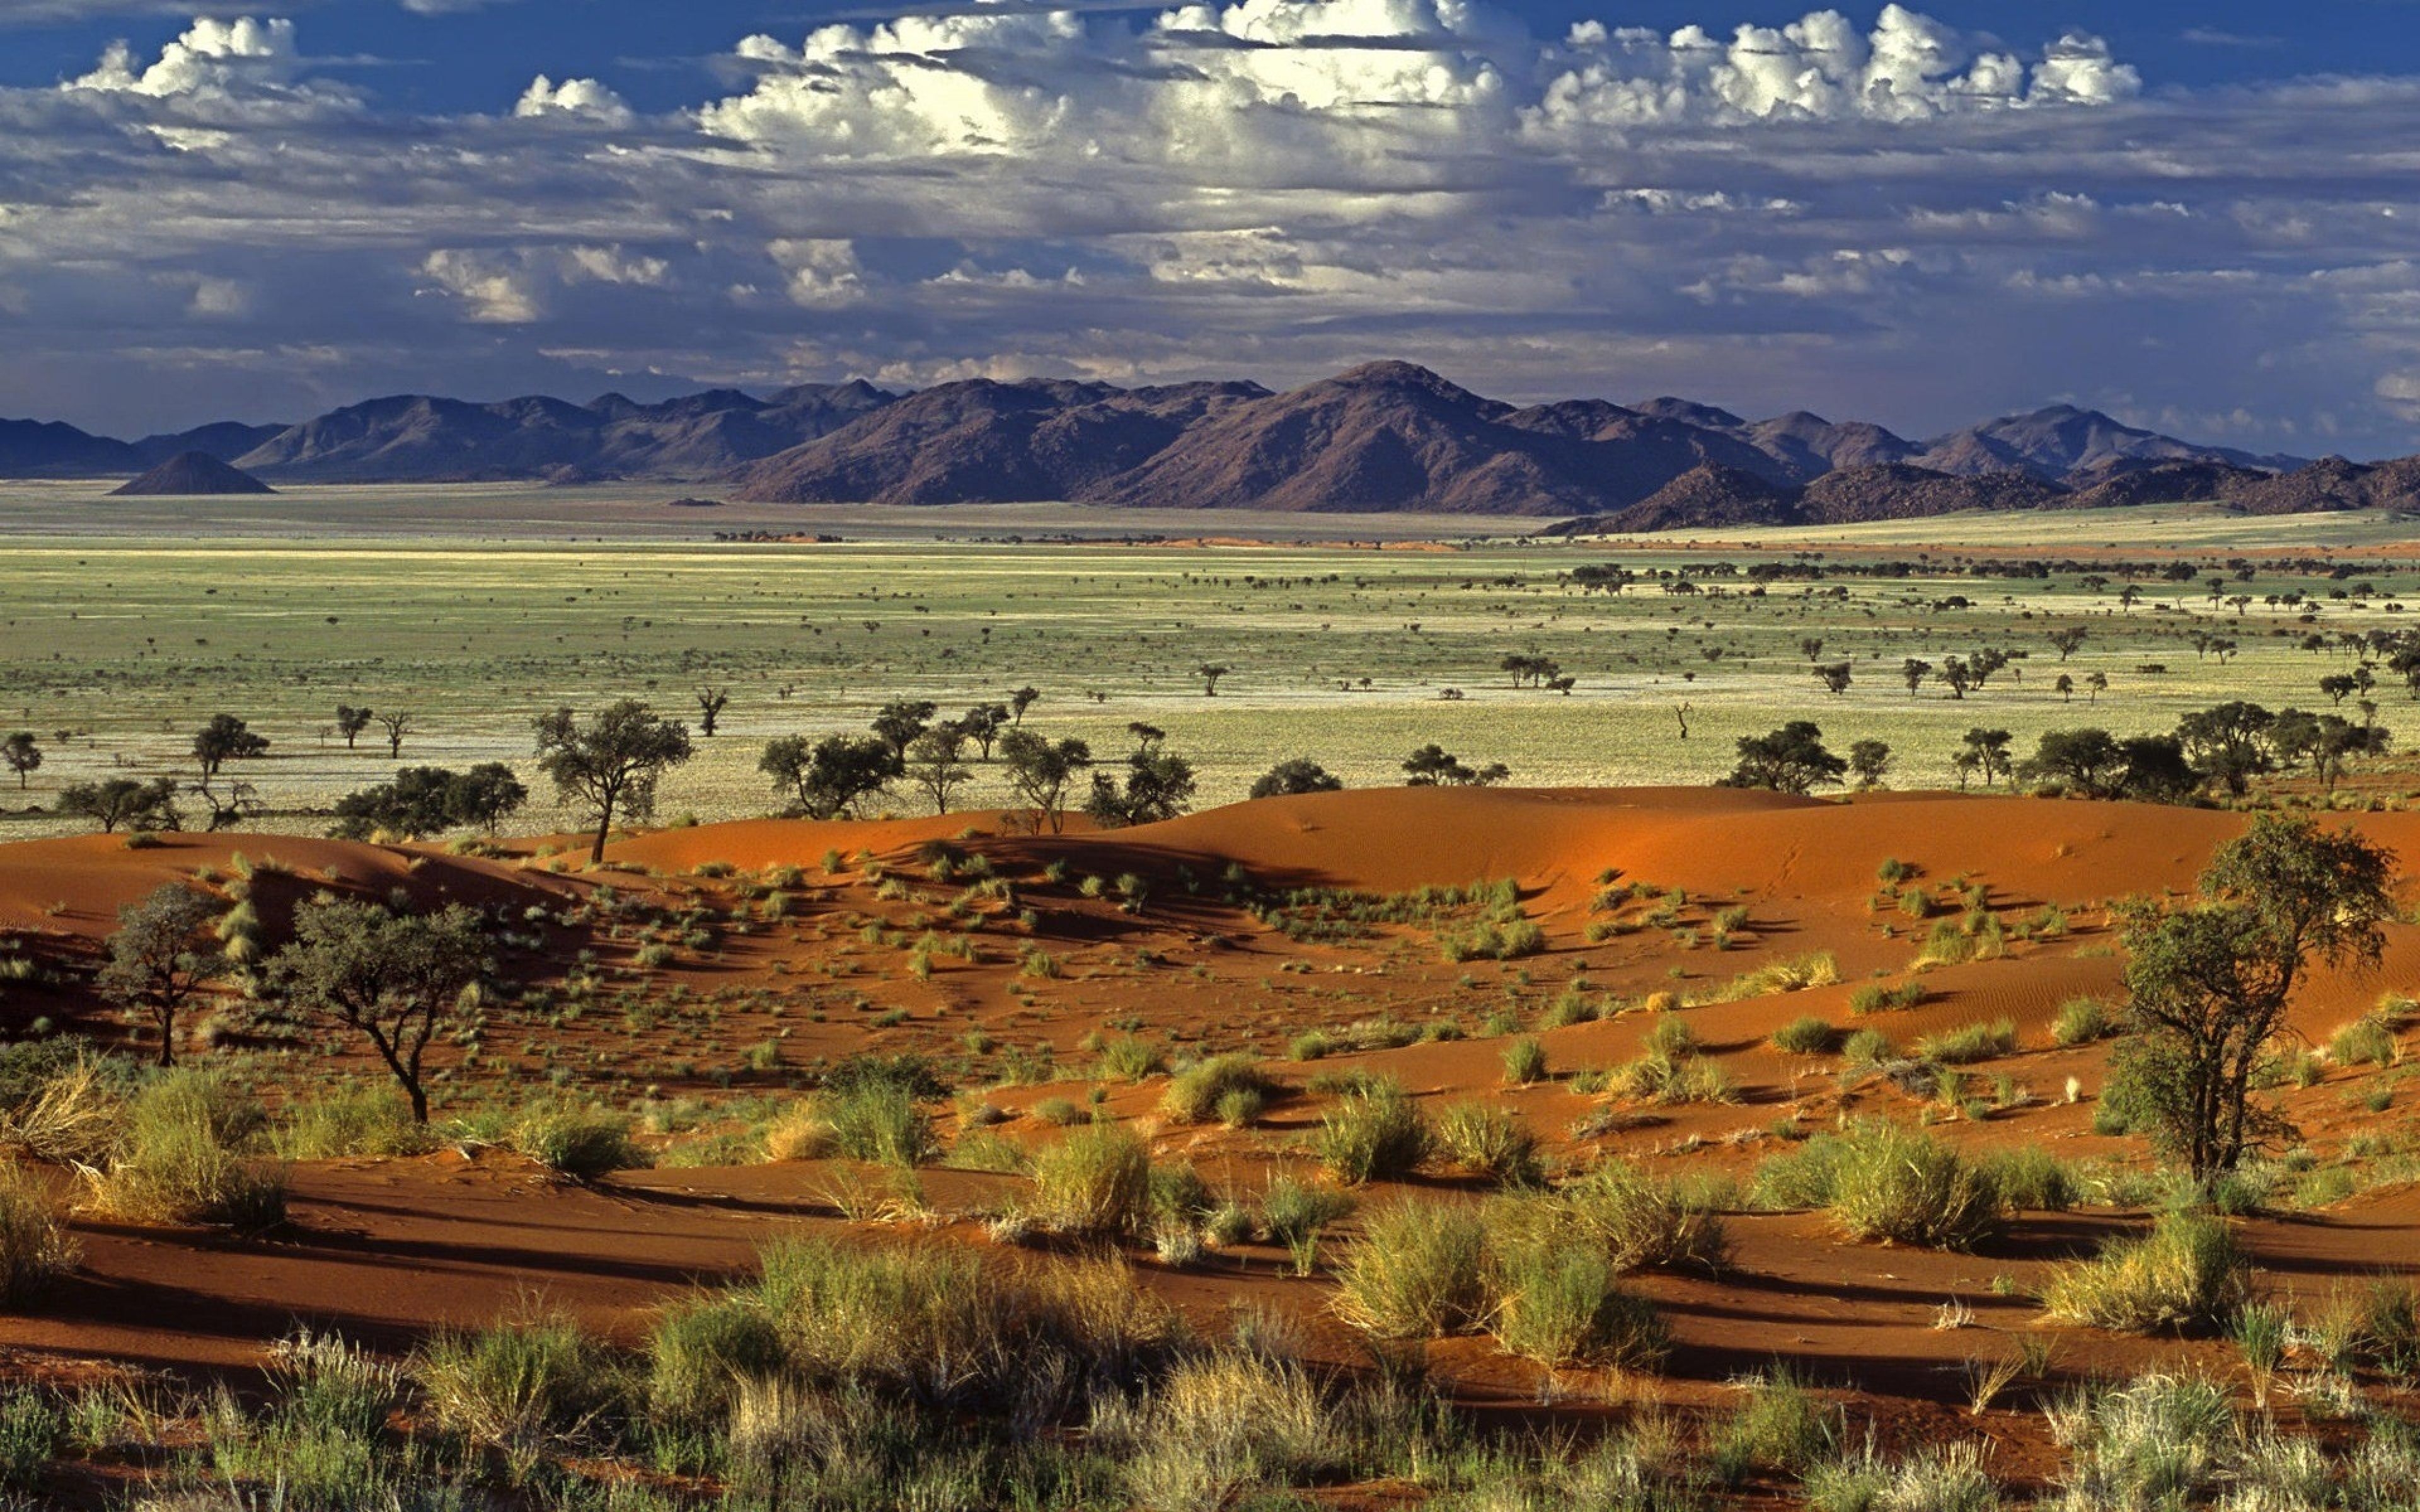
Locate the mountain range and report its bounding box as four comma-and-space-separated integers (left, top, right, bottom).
6, 360, 2409, 524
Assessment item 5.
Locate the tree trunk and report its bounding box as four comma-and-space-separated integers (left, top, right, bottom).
591, 806, 613, 864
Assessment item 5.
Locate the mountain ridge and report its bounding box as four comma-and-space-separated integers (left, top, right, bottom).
0, 365, 2392, 527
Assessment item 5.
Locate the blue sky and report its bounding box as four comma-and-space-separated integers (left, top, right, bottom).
2, 1, 2418, 455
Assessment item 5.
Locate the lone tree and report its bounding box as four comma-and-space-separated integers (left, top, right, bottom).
96, 885, 227, 1067
1008, 686, 1041, 727
1197, 663, 1230, 697
1402, 745, 1509, 788
192, 714, 268, 779
870, 701, 937, 763
335, 705, 374, 750
1960, 728, 2014, 789
1085, 724, 1197, 828
1250, 759, 1344, 799
905, 726, 974, 816
1848, 739, 1892, 790
696, 687, 730, 738
999, 728, 1092, 833
2112, 815, 2394, 1182
58, 776, 182, 833
377, 711, 415, 759
1, 733, 38, 789
1815, 662, 1853, 696
2048, 626, 2088, 662
534, 701, 694, 863
760, 734, 898, 820
1719, 721, 1845, 795
270, 899, 490, 1123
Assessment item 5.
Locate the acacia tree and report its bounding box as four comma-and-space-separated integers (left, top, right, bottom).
1197, 663, 1230, 697
2112, 815, 2393, 1181
1085, 724, 1197, 827
270, 900, 490, 1123
1717, 721, 1844, 794
959, 703, 1009, 760
1, 733, 39, 789
1250, 759, 1343, 799
760, 734, 898, 820
377, 711, 415, 759
193, 714, 268, 779
905, 726, 974, 815
58, 776, 182, 833
1847, 739, 1891, 790
335, 705, 374, 750
1403, 744, 1508, 788
96, 885, 227, 1067
696, 687, 730, 738
535, 701, 695, 863
865, 701, 935, 764
999, 729, 1091, 833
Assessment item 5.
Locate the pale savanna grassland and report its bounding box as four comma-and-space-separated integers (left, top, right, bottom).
4, 487, 2418, 834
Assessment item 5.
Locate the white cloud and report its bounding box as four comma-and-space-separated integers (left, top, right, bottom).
515, 75, 633, 127
1, 4, 2417, 459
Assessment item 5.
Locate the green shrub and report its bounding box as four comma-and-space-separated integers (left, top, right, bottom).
1612, 1050, 1737, 1106
1977, 1147, 2075, 1211
1841, 1028, 1898, 1067
1763, 1120, 2001, 1250
1501, 1037, 1547, 1087
1848, 982, 1927, 1016
2051, 996, 2116, 1046
275, 1086, 431, 1160
0, 1165, 76, 1305
1640, 1014, 1697, 1058
1711, 1365, 1834, 1483
648, 1293, 782, 1424
84, 1070, 285, 1228
1486, 1227, 1668, 1370
1332, 1200, 1489, 1337
1162, 1055, 1279, 1126
0, 1387, 60, 1491
511, 1102, 644, 1179
2041, 1211, 2249, 1333
2330, 1015, 2400, 1068
1315, 1078, 1431, 1184
1434, 1101, 1541, 1187
1030, 1125, 1153, 1237
1916, 1019, 2019, 1065
1557, 1160, 1732, 1273
818, 1081, 938, 1166
1096, 1036, 1168, 1082
415, 1307, 619, 1450
1772, 1016, 1838, 1055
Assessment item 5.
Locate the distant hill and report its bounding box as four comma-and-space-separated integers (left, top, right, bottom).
111, 452, 275, 496
3, 367, 2394, 525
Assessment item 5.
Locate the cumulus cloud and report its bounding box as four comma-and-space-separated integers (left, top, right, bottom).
0, 3, 2415, 459
514, 75, 633, 127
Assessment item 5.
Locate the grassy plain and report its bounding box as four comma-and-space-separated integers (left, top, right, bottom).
4, 485, 2418, 833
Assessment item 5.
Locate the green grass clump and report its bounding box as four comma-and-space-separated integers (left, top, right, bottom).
2041, 1211, 2249, 1334
647, 1293, 783, 1424
1315, 1077, 1431, 1184
2330, 1014, 2400, 1068
414, 1307, 618, 1452
1754, 1120, 2000, 1251
1095, 1036, 1168, 1082
2051, 995, 2117, 1046
1557, 1160, 1732, 1273
1434, 1101, 1542, 1187
510, 1102, 645, 1179
1841, 1028, 1898, 1068
815, 1081, 938, 1166
1915, 1018, 2019, 1065
1501, 1036, 1548, 1086
1711, 1365, 1835, 1484
1771, 1016, 1839, 1055
1029, 1125, 1153, 1237
1848, 981, 1928, 1016
1486, 1225, 1668, 1370
0, 1164, 77, 1305
83, 1070, 285, 1229
1161, 1055, 1279, 1126
275, 1086, 431, 1160
1976, 1147, 2076, 1211
1332, 1201, 1489, 1337
1612, 1048, 1738, 1106
1719, 951, 1840, 1000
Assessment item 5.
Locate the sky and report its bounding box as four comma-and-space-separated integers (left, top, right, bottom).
2, 2, 2418, 457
